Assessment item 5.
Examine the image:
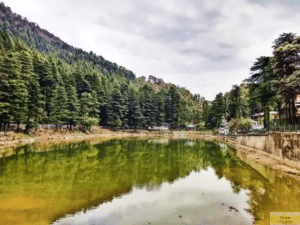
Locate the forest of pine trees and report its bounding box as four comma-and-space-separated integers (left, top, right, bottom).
0, 4, 203, 132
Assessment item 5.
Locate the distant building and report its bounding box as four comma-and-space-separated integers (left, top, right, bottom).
251, 120, 264, 130
186, 125, 196, 130
151, 123, 170, 130
295, 95, 300, 111
251, 111, 278, 124
219, 120, 229, 135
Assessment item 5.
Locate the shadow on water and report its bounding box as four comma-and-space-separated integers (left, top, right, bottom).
0, 138, 299, 224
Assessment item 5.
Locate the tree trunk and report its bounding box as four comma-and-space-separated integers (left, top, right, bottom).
292, 97, 297, 125
289, 98, 293, 125
291, 98, 296, 126
4, 122, 7, 132
278, 101, 282, 125
267, 105, 270, 129
263, 103, 267, 129
285, 103, 289, 125
17, 122, 20, 132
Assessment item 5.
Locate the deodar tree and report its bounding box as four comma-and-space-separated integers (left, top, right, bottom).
273, 33, 300, 125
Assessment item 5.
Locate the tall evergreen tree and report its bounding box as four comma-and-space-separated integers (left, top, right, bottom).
107, 88, 125, 129
50, 85, 68, 128
127, 91, 143, 129
3, 52, 28, 129
65, 80, 80, 130
211, 93, 225, 128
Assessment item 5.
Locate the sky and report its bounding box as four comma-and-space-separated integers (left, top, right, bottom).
3, 0, 300, 100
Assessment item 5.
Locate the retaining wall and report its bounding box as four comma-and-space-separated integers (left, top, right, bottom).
236, 132, 300, 161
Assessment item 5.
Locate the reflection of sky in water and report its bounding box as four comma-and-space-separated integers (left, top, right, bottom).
54, 168, 252, 225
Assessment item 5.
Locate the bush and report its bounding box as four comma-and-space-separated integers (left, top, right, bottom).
229, 117, 252, 132
25, 121, 38, 131
83, 117, 99, 131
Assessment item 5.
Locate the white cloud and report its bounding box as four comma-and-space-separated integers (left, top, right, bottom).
3, 0, 300, 100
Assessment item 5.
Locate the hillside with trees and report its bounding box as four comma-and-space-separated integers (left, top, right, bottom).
0, 2, 203, 131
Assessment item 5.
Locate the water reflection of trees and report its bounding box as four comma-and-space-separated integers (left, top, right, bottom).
0, 139, 299, 224
217, 144, 300, 224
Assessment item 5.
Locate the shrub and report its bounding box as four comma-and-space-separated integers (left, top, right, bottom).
83, 117, 99, 131
229, 117, 252, 132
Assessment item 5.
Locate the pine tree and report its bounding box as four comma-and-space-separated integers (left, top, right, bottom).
211, 93, 225, 127
202, 101, 210, 127
120, 89, 129, 126
165, 86, 181, 127
66, 81, 80, 130
50, 85, 68, 128
3, 52, 28, 129
127, 91, 143, 129
140, 86, 156, 127
79, 92, 93, 121
26, 72, 44, 128
165, 92, 173, 125
49, 56, 62, 85
107, 88, 125, 129
155, 91, 165, 125
79, 92, 99, 130
3, 30, 15, 52
16, 42, 44, 129
90, 91, 100, 119
98, 76, 110, 125
73, 67, 90, 98
33, 54, 52, 117
0, 53, 10, 130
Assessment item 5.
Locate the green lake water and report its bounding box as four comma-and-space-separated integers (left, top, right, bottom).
0, 138, 300, 225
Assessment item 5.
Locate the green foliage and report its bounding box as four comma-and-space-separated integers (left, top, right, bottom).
1, 51, 29, 125
202, 101, 210, 127
107, 88, 126, 129
82, 117, 99, 131
65, 78, 80, 127
229, 117, 252, 132
205, 93, 225, 128
208, 32, 300, 129
50, 85, 69, 126
272, 33, 300, 125
0, 19, 203, 131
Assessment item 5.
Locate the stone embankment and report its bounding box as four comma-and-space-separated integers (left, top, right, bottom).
217, 132, 300, 181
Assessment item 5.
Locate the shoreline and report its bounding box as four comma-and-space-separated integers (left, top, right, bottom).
0, 129, 209, 156
1, 129, 300, 181
215, 136, 300, 181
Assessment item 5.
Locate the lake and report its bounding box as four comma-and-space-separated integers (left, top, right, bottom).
0, 138, 300, 225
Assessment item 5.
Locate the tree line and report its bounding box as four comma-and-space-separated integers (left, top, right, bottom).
204, 32, 300, 129
0, 29, 202, 131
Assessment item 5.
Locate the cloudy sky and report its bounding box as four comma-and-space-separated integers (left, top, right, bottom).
3, 0, 300, 100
